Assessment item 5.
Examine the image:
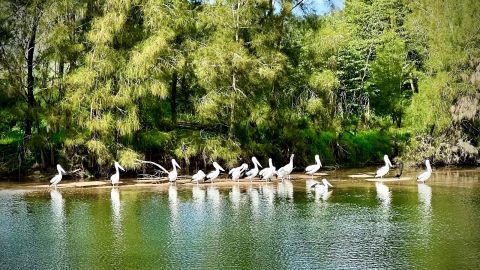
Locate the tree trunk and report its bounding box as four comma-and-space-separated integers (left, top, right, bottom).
25, 21, 38, 138
59, 57, 65, 99
170, 71, 178, 125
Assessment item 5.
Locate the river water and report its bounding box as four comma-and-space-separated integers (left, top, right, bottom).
1, 168, 479, 269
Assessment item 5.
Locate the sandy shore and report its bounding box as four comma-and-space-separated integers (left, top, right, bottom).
0, 172, 333, 190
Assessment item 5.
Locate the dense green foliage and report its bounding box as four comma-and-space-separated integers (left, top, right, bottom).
0, 0, 478, 176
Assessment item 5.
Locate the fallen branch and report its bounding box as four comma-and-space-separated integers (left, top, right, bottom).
136, 159, 169, 174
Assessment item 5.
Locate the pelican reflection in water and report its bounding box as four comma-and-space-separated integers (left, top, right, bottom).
260, 184, 275, 206
277, 180, 293, 200
51, 189, 65, 220
316, 190, 333, 202
206, 186, 221, 220
192, 185, 206, 204
168, 185, 179, 224
110, 188, 122, 236
229, 184, 241, 210
50, 189, 67, 263
375, 182, 391, 209
247, 186, 260, 217
418, 183, 433, 240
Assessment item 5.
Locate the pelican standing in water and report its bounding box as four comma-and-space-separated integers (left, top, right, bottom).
167, 159, 181, 183
417, 160, 432, 182
50, 164, 66, 188
110, 161, 125, 186
192, 170, 206, 184
305, 154, 322, 178
245, 157, 262, 181
277, 154, 294, 181
375, 155, 394, 178
206, 162, 225, 183
230, 163, 248, 182
259, 158, 276, 182
307, 179, 333, 193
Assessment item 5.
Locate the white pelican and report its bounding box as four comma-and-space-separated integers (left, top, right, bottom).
305, 154, 322, 178
277, 154, 294, 181
206, 162, 225, 183
375, 155, 393, 178
192, 170, 206, 184
167, 159, 181, 182
417, 160, 432, 182
50, 164, 66, 188
110, 161, 125, 186
307, 179, 333, 194
259, 158, 276, 181
230, 163, 248, 182
245, 157, 262, 181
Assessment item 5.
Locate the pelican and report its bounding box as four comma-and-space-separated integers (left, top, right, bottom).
277, 154, 294, 181
167, 159, 181, 182
192, 170, 206, 184
259, 158, 276, 181
375, 155, 393, 178
417, 160, 432, 182
230, 163, 248, 182
206, 162, 225, 183
50, 164, 66, 188
245, 157, 262, 181
307, 179, 333, 194
305, 154, 322, 178
110, 161, 125, 186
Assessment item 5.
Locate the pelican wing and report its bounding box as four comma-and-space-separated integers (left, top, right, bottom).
375, 165, 388, 178
259, 167, 268, 176
277, 164, 290, 176
50, 175, 61, 184
417, 171, 431, 182
206, 170, 217, 179
305, 164, 314, 172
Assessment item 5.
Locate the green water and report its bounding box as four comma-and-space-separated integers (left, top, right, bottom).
1, 169, 480, 269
